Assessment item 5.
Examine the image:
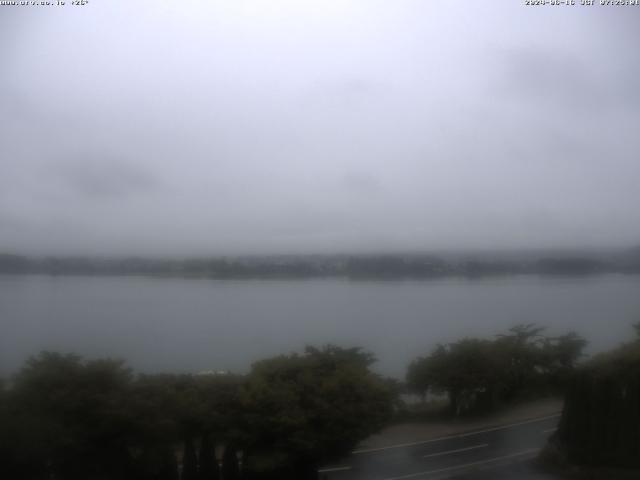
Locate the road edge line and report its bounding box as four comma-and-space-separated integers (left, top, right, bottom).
352, 413, 561, 454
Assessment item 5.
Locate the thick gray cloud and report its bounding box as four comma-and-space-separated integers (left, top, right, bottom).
51, 155, 159, 199
1, 0, 639, 255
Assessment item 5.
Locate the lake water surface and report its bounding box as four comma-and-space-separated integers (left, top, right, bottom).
1, 274, 639, 378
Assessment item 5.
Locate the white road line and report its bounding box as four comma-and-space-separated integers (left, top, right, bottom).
352, 413, 560, 454
422, 443, 488, 459
317, 466, 352, 473
383, 448, 540, 480
542, 427, 557, 433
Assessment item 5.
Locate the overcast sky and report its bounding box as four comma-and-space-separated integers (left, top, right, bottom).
1, 0, 639, 256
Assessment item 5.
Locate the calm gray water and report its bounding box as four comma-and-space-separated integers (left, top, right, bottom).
1, 274, 639, 378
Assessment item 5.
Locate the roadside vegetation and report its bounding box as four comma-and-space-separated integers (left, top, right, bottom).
0, 323, 617, 480
0, 346, 393, 480
542, 323, 640, 473
405, 324, 586, 417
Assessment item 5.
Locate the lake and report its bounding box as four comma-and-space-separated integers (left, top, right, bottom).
1, 274, 639, 378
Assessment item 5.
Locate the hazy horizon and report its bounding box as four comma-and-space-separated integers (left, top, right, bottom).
2, 1, 639, 256
2, 243, 639, 261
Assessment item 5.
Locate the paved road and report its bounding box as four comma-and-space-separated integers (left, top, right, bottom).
319, 415, 561, 480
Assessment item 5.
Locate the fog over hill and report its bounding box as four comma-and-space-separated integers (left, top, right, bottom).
2, 245, 640, 278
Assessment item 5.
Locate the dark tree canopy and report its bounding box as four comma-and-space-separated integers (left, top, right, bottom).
239, 345, 393, 477
552, 325, 640, 469
406, 324, 587, 415
0, 346, 394, 480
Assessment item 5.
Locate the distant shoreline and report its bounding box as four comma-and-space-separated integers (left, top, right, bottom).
2, 249, 640, 280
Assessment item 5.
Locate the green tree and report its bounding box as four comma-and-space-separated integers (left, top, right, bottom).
406, 357, 432, 401
407, 325, 586, 416
495, 323, 546, 398
9, 352, 136, 480
539, 332, 587, 391
182, 437, 198, 480
197, 433, 216, 480
553, 325, 640, 468
414, 340, 504, 415
239, 345, 394, 479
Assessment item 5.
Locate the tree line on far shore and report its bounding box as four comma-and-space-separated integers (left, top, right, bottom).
2, 249, 640, 279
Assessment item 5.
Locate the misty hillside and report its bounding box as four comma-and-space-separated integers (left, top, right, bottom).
2, 248, 640, 279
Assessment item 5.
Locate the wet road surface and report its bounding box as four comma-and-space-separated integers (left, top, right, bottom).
319, 415, 561, 480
